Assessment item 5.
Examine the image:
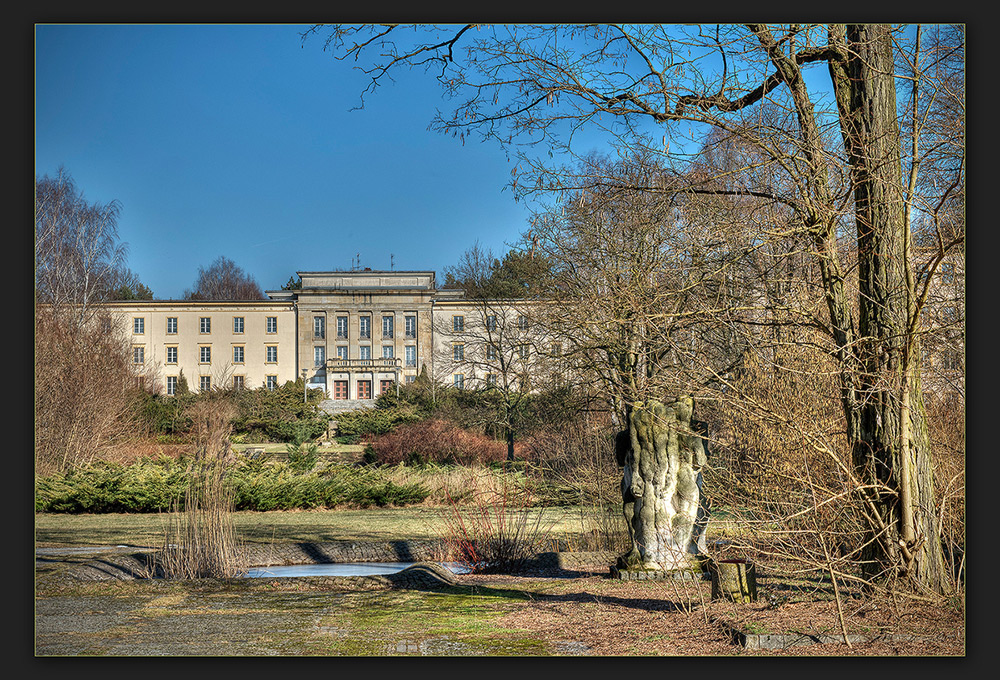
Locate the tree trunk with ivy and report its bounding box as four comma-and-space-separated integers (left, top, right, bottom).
617, 396, 709, 572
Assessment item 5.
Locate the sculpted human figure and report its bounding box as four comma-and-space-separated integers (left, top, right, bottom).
616, 396, 709, 572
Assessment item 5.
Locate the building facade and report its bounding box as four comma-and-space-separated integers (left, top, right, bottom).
101, 299, 298, 395
105, 270, 548, 402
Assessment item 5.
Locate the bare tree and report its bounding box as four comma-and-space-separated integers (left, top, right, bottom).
185, 256, 265, 300
34, 168, 142, 472
35, 168, 134, 325
438, 244, 558, 462
308, 23, 964, 594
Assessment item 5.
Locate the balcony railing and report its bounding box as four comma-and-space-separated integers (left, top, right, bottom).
326, 357, 402, 371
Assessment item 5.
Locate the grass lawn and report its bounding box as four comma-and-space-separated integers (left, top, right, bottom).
35, 505, 614, 548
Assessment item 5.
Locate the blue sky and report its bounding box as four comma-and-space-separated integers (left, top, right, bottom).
35, 24, 540, 299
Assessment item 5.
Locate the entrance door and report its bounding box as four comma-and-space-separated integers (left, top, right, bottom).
357, 380, 372, 400
333, 380, 348, 400
379, 379, 395, 395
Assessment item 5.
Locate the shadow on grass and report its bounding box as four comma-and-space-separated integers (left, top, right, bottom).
438, 582, 705, 613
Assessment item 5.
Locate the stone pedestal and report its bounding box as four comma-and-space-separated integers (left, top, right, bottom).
609, 565, 705, 581
710, 559, 758, 602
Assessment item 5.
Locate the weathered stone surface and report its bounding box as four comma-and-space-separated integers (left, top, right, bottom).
617, 397, 710, 573
709, 559, 758, 602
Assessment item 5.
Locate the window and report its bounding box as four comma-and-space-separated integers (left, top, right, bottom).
517, 315, 528, 330
233, 316, 244, 334
200, 317, 211, 334
486, 373, 498, 387
518, 344, 529, 359
166, 317, 177, 334
382, 315, 394, 339
453, 343, 464, 361
551, 342, 562, 357
486, 315, 497, 331
265, 345, 278, 363
133, 346, 144, 364
486, 343, 498, 361
200, 375, 212, 392
453, 315, 464, 332
359, 345, 371, 361
133, 318, 144, 334
233, 346, 244, 364
357, 380, 372, 399
333, 380, 348, 400
200, 346, 211, 363
405, 315, 417, 339
314, 345, 325, 367
166, 376, 178, 396
382, 345, 394, 359
405, 375, 416, 384
359, 316, 371, 339
101, 317, 112, 333
266, 375, 277, 391
405, 345, 417, 368
380, 379, 395, 395
337, 316, 349, 339
266, 317, 277, 334
314, 316, 325, 339
453, 374, 465, 389
233, 375, 245, 390
166, 346, 178, 364
337, 345, 348, 361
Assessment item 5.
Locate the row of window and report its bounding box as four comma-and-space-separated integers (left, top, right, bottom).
450, 373, 499, 388
451, 341, 559, 361
133, 316, 279, 335
134, 343, 420, 369
452, 314, 529, 333
164, 374, 279, 395
313, 344, 419, 367
450, 373, 514, 389
317, 314, 419, 340
133, 344, 279, 365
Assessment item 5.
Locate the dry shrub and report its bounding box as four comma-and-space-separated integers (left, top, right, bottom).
157, 397, 246, 579
35, 308, 140, 475
368, 418, 513, 465
381, 463, 516, 506
925, 389, 965, 581
710, 345, 869, 580
440, 473, 556, 573
523, 412, 630, 552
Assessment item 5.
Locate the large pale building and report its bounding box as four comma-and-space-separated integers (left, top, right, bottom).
105, 270, 548, 402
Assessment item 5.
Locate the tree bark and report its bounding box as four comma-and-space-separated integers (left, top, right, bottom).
834, 24, 947, 592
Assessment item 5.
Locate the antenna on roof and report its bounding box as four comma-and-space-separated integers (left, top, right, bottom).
390, 253, 395, 271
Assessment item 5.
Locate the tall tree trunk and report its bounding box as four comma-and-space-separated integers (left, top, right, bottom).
835, 24, 947, 593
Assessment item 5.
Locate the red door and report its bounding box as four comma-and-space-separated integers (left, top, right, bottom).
357, 380, 372, 400
379, 379, 395, 395
333, 380, 348, 400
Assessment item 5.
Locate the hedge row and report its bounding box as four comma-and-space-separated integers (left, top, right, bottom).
35, 456, 429, 513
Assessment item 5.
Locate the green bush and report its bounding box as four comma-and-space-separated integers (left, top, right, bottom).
227, 460, 428, 511
334, 406, 422, 437
35, 456, 429, 513
35, 456, 190, 513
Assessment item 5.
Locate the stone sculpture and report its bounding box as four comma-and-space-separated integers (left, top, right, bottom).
615, 396, 710, 573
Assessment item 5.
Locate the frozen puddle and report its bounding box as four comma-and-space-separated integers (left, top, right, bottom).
244, 562, 470, 578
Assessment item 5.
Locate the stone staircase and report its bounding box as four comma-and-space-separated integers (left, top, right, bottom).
318, 399, 377, 416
